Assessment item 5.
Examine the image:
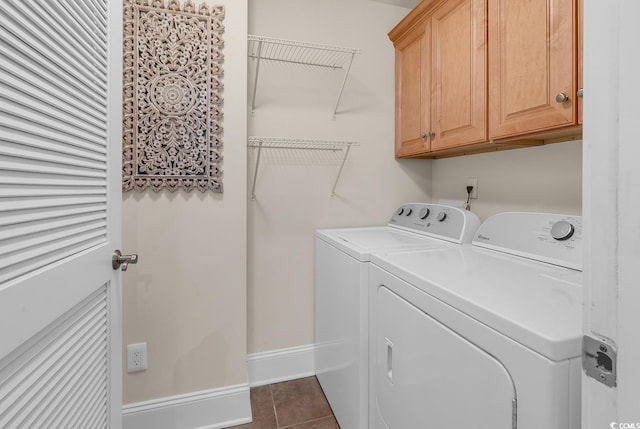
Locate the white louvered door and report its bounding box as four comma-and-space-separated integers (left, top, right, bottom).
0, 0, 122, 428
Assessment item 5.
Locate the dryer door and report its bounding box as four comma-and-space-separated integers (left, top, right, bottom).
374, 286, 516, 429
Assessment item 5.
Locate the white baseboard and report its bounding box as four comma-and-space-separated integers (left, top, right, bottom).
122, 384, 251, 429
247, 344, 316, 387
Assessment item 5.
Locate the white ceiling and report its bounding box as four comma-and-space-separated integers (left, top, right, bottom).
368, 0, 420, 9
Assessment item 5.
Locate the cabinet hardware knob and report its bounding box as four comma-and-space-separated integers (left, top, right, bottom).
428, 131, 436, 138
555, 92, 570, 103
577, 88, 584, 98
420, 133, 427, 139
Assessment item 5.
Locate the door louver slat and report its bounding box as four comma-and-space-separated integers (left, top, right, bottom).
0, 0, 109, 285
0, 305, 106, 419
0, 286, 109, 429
3, 1, 108, 75
0, 129, 106, 162
1, 79, 107, 137
0, 204, 107, 227
0, 0, 113, 426
0, 100, 106, 146
19, 0, 109, 67
0, 1, 107, 85
0, 147, 106, 172
0, 41, 107, 114
59, 0, 108, 42
0, 21, 107, 100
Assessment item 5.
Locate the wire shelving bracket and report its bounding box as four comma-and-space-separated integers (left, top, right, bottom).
248, 35, 360, 119
248, 137, 359, 200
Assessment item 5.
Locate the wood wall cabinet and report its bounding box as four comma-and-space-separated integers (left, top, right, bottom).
488, 0, 578, 140
391, 0, 486, 158
394, 24, 430, 157
391, 0, 582, 159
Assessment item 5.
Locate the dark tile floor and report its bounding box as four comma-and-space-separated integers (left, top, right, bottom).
228, 376, 339, 429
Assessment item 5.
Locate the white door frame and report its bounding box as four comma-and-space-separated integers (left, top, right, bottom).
107, 0, 124, 426
582, 0, 640, 426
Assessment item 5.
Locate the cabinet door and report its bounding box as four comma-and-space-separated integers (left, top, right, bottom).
488, 0, 577, 139
430, 0, 487, 151
395, 24, 430, 157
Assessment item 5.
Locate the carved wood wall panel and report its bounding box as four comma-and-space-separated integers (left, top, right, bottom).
123, 0, 225, 192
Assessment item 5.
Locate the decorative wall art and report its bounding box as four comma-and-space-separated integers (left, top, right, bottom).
123, 0, 225, 192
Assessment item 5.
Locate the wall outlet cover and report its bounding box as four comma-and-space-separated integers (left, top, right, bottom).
127, 342, 148, 373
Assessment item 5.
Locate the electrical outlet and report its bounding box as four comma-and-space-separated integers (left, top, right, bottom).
466, 177, 478, 199
127, 343, 148, 373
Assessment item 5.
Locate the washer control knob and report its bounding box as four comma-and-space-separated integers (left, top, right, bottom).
419, 208, 430, 219
551, 220, 575, 241
397, 208, 405, 216
437, 212, 447, 222
405, 208, 413, 216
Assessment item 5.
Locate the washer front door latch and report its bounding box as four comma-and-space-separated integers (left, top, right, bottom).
582, 335, 617, 388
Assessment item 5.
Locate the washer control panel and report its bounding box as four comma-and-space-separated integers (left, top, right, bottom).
472, 212, 583, 270
388, 203, 481, 244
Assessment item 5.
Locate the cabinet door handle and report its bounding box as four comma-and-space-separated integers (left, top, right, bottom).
577, 88, 584, 98
428, 131, 436, 138
420, 133, 427, 139
555, 92, 570, 103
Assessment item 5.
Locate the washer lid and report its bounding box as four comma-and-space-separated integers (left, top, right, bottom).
316, 227, 453, 261
370, 246, 583, 361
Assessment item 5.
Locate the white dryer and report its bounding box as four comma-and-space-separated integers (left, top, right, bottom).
369, 212, 583, 429
315, 203, 480, 429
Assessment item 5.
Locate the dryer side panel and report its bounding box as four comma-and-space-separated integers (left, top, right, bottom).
315, 238, 367, 429
374, 286, 516, 429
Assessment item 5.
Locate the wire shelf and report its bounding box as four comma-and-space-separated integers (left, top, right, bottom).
248, 35, 359, 69
248, 137, 359, 200
248, 35, 360, 118
248, 137, 358, 151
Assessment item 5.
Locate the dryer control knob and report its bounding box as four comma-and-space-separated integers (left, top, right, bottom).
405, 208, 413, 216
437, 212, 447, 222
551, 220, 575, 241
397, 208, 405, 216
419, 208, 430, 219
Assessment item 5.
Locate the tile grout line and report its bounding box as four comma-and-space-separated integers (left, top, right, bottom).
269, 383, 281, 429
279, 415, 335, 429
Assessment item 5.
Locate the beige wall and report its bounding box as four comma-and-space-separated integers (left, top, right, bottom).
122, 0, 248, 404
431, 140, 583, 221
121, 0, 583, 403
247, 0, 432, 353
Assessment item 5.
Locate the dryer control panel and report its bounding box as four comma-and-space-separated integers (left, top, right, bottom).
472, 212, 583, 271
388, 203, 481, 244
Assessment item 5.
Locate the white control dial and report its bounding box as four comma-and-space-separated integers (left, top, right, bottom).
437, 212, 447, 222
397, 208, 405, 216
550, 220, 575, 241
419, 208, 430, 219
405, 208, 413, 216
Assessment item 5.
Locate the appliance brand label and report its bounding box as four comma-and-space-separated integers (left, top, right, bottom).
476, 234, 491, 241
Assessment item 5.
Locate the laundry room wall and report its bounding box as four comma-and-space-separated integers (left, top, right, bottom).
121, 0, 248, 404
431, 140, 583, 221
247, 0, 431, 353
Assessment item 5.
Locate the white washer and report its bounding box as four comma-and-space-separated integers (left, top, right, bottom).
315, 203, 480, 429
369, 212, 583, 429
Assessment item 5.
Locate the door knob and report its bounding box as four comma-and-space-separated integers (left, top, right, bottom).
555, 92, 570, 103
112, 250, 139, 271
577, 88, 584, 98
428, 131, 436, 138
420, 133, 427, 139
